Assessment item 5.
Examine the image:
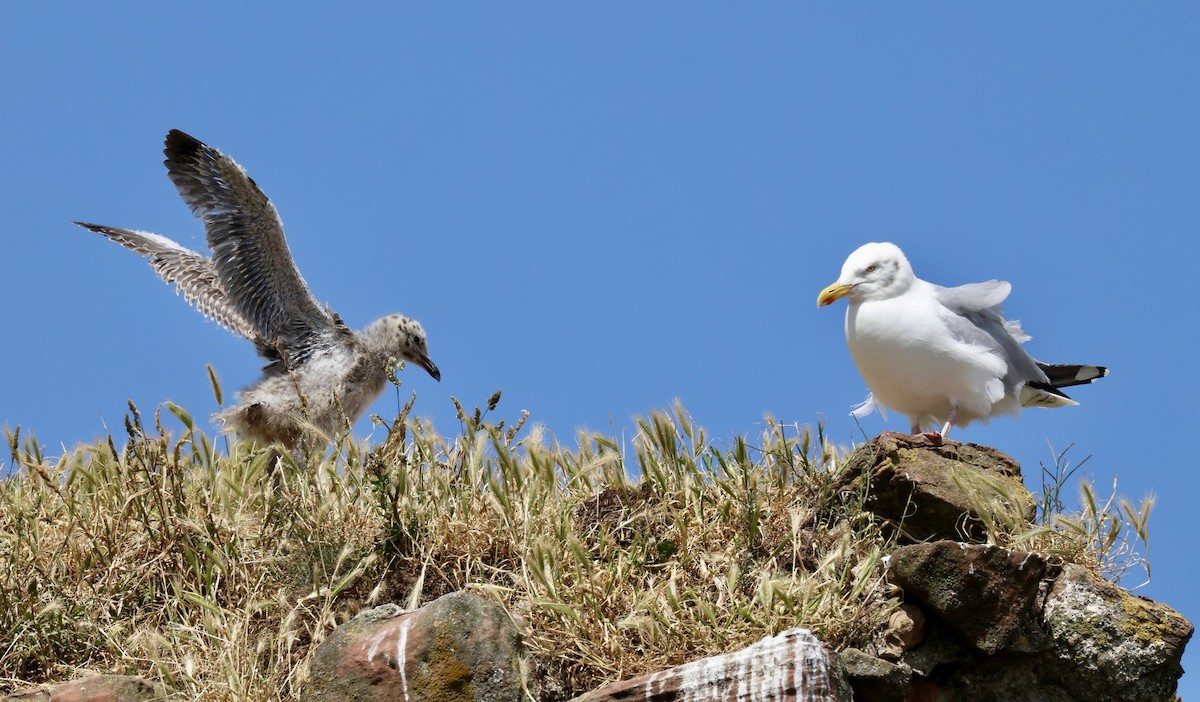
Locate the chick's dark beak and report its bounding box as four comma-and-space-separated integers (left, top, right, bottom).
418, 354, 441, 382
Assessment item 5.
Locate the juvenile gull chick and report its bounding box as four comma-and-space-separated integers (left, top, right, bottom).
76, 129, 440, 447
817, 242, 1104, 437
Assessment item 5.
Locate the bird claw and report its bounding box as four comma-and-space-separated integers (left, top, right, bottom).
919, 431, 945, 446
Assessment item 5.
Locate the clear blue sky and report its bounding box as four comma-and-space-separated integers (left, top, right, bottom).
4, 3, 1198, 693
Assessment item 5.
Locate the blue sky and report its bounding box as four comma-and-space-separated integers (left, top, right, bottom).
4, 3, 1198, 693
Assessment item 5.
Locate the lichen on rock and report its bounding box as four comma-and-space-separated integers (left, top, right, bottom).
1042, 564, 1193, 701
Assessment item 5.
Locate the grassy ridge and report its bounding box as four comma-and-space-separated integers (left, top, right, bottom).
0, 397, 1149, 700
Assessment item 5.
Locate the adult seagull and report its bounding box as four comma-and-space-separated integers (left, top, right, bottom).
76, 130, 440, 447
817, 242, 1104, 437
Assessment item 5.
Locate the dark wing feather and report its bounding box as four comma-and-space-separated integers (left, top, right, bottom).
74, 222, 257, 340
1037, 362, 1108, 389
162, 130, 334, 364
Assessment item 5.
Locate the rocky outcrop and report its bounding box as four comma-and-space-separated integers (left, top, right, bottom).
302, 591, 524, 702
835, 432, 1034, 543
572, 628, 850, 702
1, 675, 168, 702
831, 436, 1192, 702
849, 544, 1194, 701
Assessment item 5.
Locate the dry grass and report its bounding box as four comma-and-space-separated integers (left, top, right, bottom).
1041, 445, 1154, 588
0, 395, 1149, 700
957, 440, 1154, 588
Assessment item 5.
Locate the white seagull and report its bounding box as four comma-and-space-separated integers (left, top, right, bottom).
817, 242, 1105, 437
76, 130, 440, 447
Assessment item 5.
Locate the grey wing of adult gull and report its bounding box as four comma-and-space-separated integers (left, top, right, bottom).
162, 129, 335, 366
934, 279, 1011, 312
933, 280, 1054, 396
72, 222, 258, 341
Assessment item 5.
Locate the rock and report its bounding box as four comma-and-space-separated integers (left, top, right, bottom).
572, 628, 849, 702
302, 591, 524, 702
836, 432, 1035, 543
1, 675, 168, 702
879, 555, 1192, 701
887, 541, 1048, 654
892, 625, 969, 680
878, 603, 926, 659
1041, 564, 1193, 702
836, 648, 910, 702
914, 655, 1047, 702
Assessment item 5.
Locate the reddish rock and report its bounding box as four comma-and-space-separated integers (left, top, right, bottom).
572, 628, 848, 702
887, 541, 1048, 654
1, 675, 167, 702
302, 591, 523, 702
836, 432, 1035, 543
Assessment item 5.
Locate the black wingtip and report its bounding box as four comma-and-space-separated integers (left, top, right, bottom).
163, 129, 204, 164
1027, 380, 1072, 400
162, 130, 228, 218
72, 221, 104, 233
165, 128, 201, 149
1037, 363, 1108, 389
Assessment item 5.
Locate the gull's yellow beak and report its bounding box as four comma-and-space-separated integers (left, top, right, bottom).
817, 282, 855, 308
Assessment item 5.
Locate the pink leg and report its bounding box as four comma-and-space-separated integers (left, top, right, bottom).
915, 405, 957, 443
937, 405, 959, 439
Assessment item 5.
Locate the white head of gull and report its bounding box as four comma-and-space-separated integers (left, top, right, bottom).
76, 130, 440, 448
817, 242, 1105, 438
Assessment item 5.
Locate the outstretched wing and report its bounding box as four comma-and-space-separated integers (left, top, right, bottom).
163, 129, 335, 364
73, 222, 258, 340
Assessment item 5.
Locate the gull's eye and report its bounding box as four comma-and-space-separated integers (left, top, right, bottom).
864, 264, 877, 274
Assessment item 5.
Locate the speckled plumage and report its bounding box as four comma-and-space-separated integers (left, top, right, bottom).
77, 130, 439, 447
